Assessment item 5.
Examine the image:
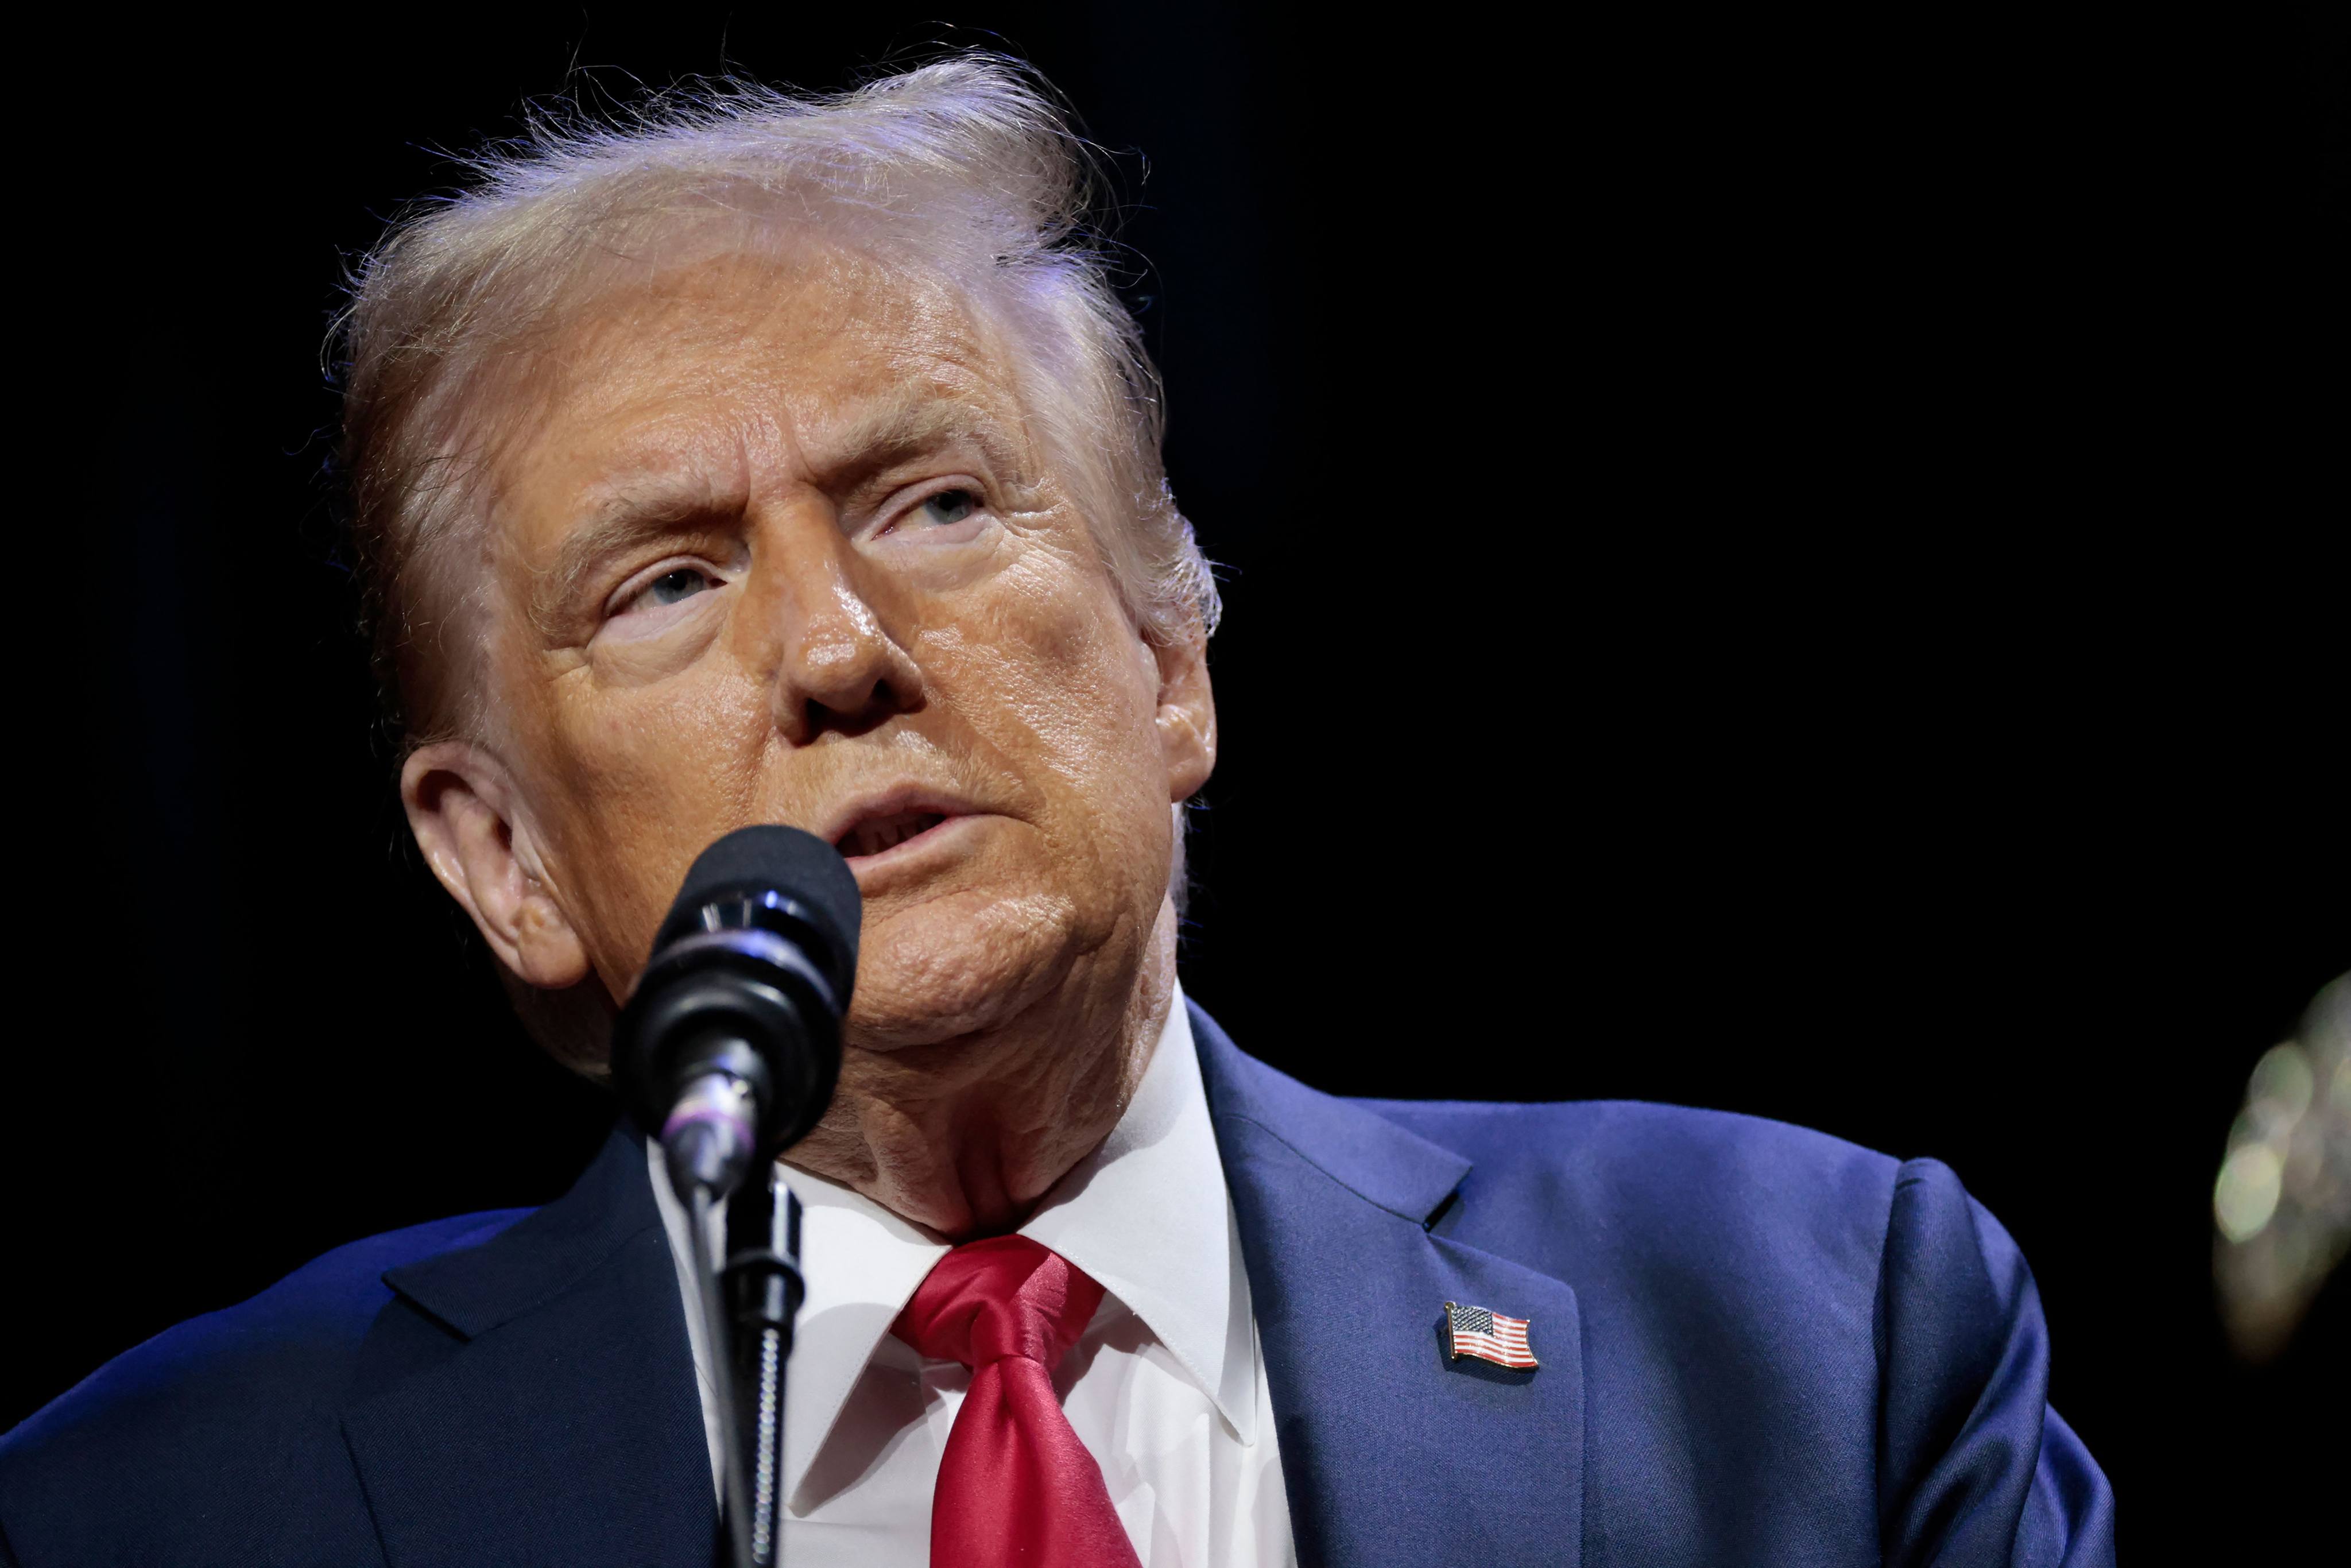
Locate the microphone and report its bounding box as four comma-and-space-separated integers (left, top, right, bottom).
613, 824, 859, 1568
613, 824, 861, 1205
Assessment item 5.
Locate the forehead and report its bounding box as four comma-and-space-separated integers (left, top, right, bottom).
488, 245, 1029, 515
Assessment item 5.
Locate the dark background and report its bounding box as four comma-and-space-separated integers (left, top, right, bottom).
16, 3, 2345, 1556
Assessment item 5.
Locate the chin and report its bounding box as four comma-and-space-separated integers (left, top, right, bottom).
843, 884, 1088, 1049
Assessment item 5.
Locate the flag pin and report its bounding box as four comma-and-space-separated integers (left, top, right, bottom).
1444, 1300, 1539, 1369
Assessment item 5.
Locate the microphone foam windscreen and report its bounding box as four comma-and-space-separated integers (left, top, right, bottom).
669, 824, 863, 971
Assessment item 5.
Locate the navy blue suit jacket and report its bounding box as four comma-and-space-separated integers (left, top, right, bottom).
2, 1004, 2114, 1566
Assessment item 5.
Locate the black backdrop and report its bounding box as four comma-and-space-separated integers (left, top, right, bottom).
16, 5, 2345, 1556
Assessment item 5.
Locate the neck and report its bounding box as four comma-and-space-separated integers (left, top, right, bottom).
788, 900, 1178, 1240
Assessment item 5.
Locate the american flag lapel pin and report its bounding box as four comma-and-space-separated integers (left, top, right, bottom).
1444, 1300, 1539, 1370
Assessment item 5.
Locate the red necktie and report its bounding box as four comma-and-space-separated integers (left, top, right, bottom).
892, 1235, 1144, 1568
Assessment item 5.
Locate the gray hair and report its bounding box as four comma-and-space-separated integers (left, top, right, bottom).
336, 55, 1219, 741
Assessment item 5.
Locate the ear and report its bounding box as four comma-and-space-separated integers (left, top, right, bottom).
400, 742, 591, 990
1151, 624, 1217, 804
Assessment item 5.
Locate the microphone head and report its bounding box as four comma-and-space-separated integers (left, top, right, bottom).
656, 824, 862, 998
615, 824, 862, 1164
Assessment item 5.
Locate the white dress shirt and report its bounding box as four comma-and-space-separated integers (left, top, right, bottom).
652, 990, 1296, 1566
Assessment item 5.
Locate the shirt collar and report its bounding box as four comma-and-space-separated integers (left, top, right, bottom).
768, 985, 1257, 1508
1016, 993, 1257, 1443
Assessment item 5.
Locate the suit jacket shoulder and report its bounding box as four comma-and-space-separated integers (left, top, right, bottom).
1, 1120, 711, 1568
1362, 1095, 1900, 1290
1194, 1006, 2115, 1568
1, 1209, 526, 1565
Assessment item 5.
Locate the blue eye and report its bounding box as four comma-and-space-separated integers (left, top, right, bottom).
641, 568, 710, 607
918, 490, 979, 526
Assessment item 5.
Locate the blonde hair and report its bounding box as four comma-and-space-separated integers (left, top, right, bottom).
336, 55, 1218, 741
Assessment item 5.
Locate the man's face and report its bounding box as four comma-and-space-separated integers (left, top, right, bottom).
460, 247, 1210, 1054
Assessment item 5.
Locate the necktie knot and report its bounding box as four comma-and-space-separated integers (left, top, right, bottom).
888, 1234, 1140, 1568
893, 1234, 1105, 1372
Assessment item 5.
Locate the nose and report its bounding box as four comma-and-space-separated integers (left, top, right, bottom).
752, 510, 925, 745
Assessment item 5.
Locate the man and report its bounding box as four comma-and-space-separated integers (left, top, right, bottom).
0, 58, 2114, 1567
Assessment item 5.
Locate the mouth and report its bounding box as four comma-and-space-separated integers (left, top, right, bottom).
821, 787, 978, 868
834, 808, 953, 862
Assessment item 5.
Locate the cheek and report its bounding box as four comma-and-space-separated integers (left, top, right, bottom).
927, 550, 1169, 853
524, 664, 776, 978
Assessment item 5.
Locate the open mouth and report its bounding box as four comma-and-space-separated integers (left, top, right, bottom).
834, 809, 951, 861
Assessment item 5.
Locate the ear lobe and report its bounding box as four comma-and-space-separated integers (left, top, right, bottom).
1151, 626, 1217, 804
400, 742, 591, 990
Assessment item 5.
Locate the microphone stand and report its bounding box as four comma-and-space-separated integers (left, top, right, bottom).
684, 1184, 757, 1568
722, 1166, 804, 1568
681, 1163, 803, 1568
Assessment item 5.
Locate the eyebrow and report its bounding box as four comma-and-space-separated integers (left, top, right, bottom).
529, 487, 728, 634
528, 390, 1027, 633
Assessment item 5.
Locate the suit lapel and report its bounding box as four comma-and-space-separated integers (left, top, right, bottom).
340, 1125, 714, 1568
1194, 1003, 1583, 1568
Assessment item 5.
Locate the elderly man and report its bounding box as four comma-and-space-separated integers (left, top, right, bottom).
0, 59, 2113, 1568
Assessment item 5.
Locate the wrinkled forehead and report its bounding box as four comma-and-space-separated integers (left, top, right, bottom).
480, 241, 1040, 528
